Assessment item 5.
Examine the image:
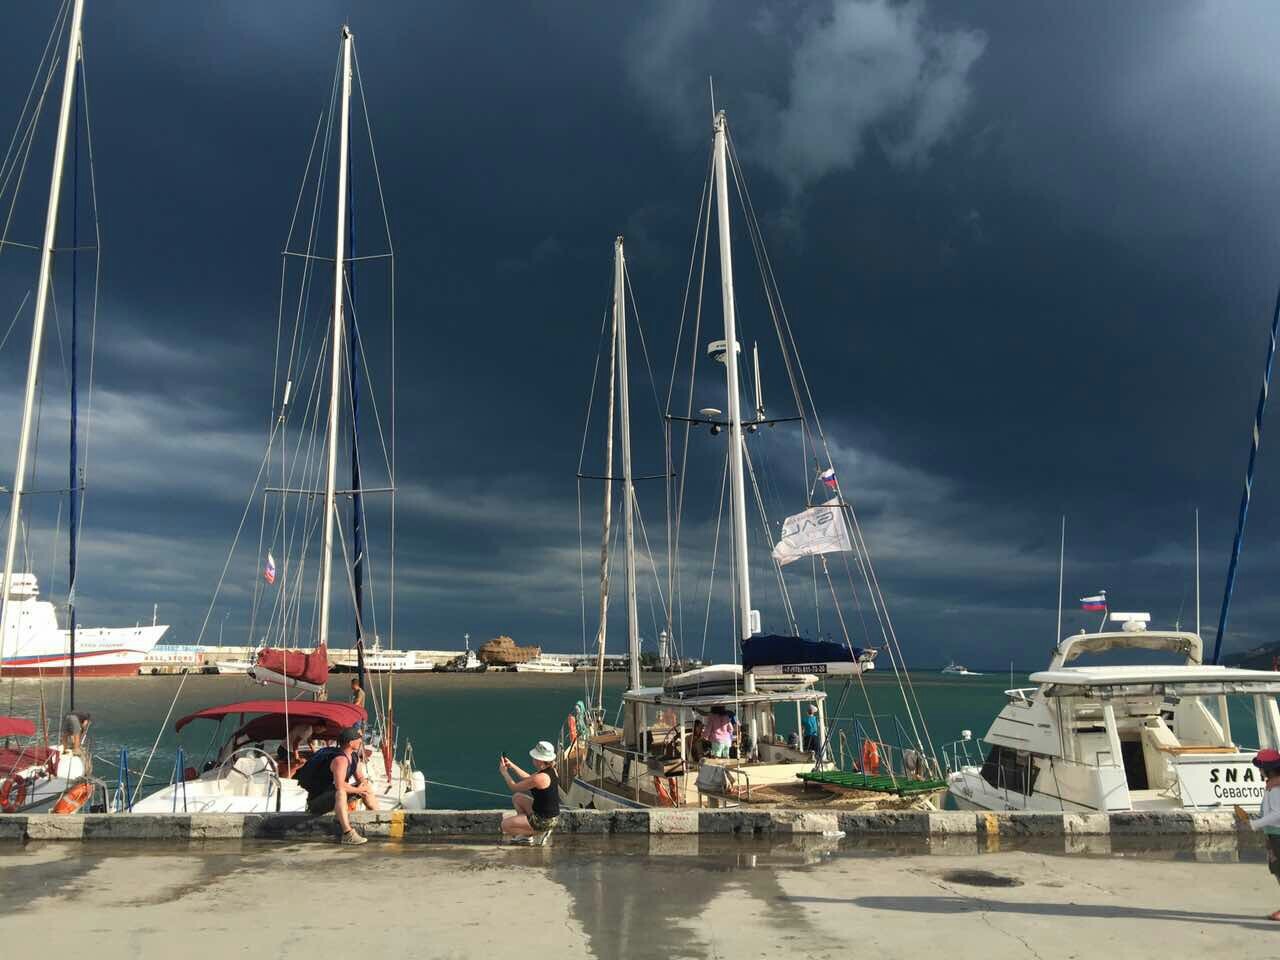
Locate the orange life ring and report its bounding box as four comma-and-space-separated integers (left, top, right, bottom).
861, 739, 881, 776
567, 714, 578, 743
45, 750, 61, 777
52, 781, 92, 815
0, 775, 28, 812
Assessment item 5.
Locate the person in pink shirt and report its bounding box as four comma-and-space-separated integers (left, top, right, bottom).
703, 707, 735, 759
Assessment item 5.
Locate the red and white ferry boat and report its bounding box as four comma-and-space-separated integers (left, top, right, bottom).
0, 574, 167, 678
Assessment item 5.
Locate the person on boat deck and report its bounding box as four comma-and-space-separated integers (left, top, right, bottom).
306, 726, 378, 846
703, 707, 735, 760
499, 741, 560, 843
802, 704, 821, 755
350, 678, 366, 709
61, 710, 91, 757
1236, 749, 1280, 919
688, 719, 708, 763
285, 721, 314, 766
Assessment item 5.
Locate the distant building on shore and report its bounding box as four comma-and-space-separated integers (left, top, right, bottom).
478, 635, 541, 666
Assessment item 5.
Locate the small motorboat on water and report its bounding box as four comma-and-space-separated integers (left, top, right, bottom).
946, 613, 1280, 813
133, 699, 426, 813
441, 648, 485, 673
941, 660, 982, 676
514, 655, 574, 674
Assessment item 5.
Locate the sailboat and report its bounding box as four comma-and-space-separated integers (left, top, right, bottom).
558, 110, 940, 811
0, 0, 168, 683
135, 25, 424, 813
0, 0, 143, 814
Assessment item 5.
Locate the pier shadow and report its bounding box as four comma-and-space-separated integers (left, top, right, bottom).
782, 894, 1278, 930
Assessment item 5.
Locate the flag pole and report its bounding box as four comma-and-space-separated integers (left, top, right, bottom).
1054, 516, 1065, 648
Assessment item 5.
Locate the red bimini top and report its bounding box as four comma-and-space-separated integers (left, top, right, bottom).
174, 700, 366, 741
0, 716, 37, 738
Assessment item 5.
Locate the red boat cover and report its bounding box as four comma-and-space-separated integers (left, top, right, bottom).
255, 644, 329, 686
0, 745, 54, 773
0, 716, 37, 738
174, 699, 365, 740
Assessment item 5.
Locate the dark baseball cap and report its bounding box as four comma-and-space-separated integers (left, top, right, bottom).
338, 726, 363, 744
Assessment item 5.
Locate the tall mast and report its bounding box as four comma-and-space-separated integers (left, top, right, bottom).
593, 294, 618, 710
0, 0, 86, 667
712, 110, 753, 644
69, 46, 81, 710
615, 236, 640, 691
317, 25, 353, 654
347, 119, 366, 692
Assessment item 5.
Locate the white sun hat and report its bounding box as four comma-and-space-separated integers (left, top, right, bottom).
530, 741, 556, 763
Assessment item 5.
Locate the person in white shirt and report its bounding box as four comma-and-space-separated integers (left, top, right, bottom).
1235, 748, 1280, 921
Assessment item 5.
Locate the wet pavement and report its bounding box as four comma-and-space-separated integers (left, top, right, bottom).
0, 834, 1274, 957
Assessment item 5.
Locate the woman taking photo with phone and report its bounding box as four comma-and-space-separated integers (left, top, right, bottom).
499, 740, 560, 845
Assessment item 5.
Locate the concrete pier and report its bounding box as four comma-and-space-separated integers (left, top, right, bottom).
0, 807, 1256, 842
0, 833, 1272, 958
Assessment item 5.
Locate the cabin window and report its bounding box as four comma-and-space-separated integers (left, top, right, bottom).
980, 745, 1039, 796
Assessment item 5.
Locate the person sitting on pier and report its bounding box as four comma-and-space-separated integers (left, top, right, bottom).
499, 741, 560, 845
703, 707, 735, 759
297, 726, 378, 846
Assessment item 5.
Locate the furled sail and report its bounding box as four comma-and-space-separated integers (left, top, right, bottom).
249, 643, 329, 694
771, 500, 852, 566
743, 635, 873, 672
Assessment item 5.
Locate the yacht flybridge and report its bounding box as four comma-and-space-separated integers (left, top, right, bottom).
947, 614, 1280, 813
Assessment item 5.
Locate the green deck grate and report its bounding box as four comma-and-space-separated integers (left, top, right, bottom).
796, 770, 948, 796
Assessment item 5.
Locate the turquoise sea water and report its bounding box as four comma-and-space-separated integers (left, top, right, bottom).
1, 670, 1017, 805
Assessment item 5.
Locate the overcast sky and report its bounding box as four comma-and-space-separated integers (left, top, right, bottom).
3, 0, 1280, 669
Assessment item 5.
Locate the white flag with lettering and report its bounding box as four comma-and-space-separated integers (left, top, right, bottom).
771, 500, 852, 566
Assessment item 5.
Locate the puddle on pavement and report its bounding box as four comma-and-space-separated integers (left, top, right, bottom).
942, 868, 1022, 888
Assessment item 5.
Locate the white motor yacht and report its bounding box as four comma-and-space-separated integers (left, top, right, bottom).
941, 660, 982, 676
515, 655, 574, 674
947, 614, 1280, 813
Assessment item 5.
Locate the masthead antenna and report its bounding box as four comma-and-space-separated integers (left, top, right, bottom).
709, 76, 717, 121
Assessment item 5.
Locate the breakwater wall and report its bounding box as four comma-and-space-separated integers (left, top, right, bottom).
0, 808, 1246, 842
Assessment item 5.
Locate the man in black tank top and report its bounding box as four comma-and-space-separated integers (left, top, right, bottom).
499, 740, 560, 844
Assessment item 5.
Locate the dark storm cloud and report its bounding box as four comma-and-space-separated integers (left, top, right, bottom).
3, 1, 1280, 669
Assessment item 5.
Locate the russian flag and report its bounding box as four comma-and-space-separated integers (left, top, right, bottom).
1079, 592, 1106, 612
264, 552, 277, 585
819, 467, 837, 491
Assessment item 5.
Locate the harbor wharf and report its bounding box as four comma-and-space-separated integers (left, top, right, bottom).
0, 830, 1271, 958
0, 807, 1261, 842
